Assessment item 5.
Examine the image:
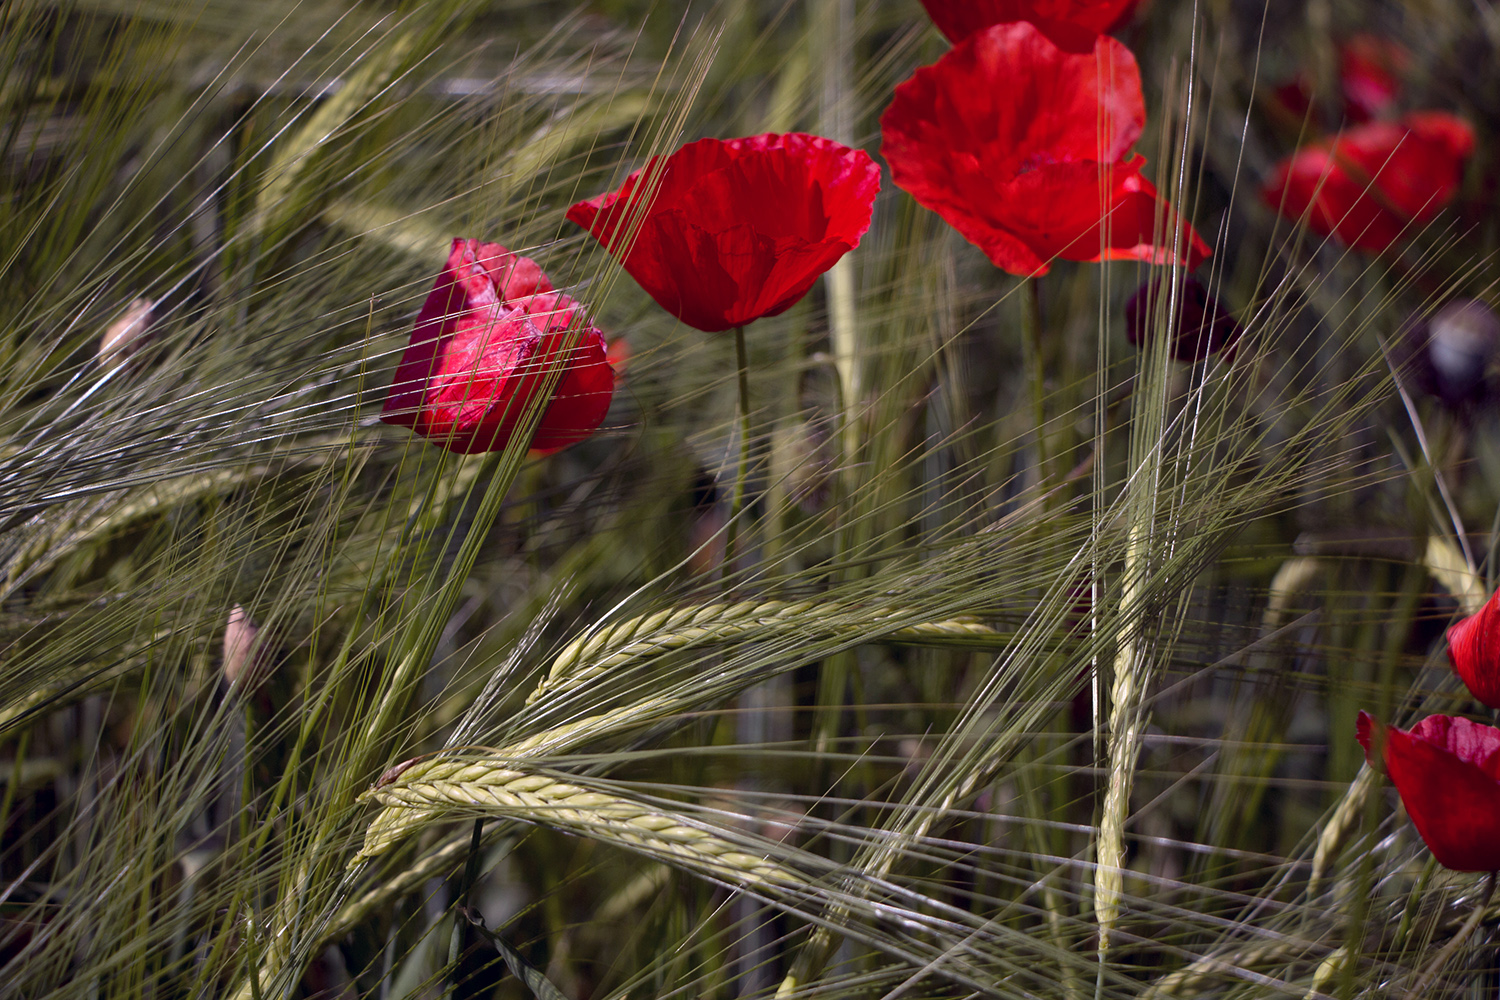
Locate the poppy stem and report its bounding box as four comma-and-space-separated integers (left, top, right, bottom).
728, 324, 753, 562
1021, 278, 1049, 487
1406, 870, 1495, 998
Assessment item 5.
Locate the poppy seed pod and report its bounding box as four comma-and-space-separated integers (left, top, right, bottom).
1358, 711, 1500, 872
1447, 589, 1500, 709
1124, 275, 1242, 361
382, 239, 615, 455
917, 0, 1141, 41
568, 133, 880, 333
880, 21, 1210, 276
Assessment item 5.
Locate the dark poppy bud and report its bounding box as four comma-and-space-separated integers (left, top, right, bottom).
1357, 711, 1500, 872
1124, 275, 1241, 361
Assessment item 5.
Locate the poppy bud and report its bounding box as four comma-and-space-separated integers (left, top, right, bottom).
1124, 275, 1241, 361
1357, 711, 1500, 872
99, 298, 154, 369
223, 605, 263, 688
1447, 589, 1500, 709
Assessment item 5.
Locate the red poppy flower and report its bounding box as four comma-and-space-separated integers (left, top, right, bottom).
880, 21, 1211, 276
1357, 711, 1500, 872
382, 239, 615, 455
917, 0, 1141, 41
1124, 275, 1241, 361
566, 133, 880, 333
1261, 112, 1474, 253
1339, 34, 1408, 124
1448, 590, 1500, 709
1267, 36, 1408, 128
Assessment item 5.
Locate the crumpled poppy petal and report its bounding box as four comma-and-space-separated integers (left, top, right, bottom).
382, 238, 615, 455
1358, 711, 1500, 872
881, 22, 1207, 276
918, 0, 1141, 41
567, 133, 880, 332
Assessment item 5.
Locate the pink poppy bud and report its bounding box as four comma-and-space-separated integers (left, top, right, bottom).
99, 298, 154, 369
223, 605, 263, 688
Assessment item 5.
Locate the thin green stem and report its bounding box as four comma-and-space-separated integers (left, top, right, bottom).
1021, 278, 1049, 488
728, 324, 753, 563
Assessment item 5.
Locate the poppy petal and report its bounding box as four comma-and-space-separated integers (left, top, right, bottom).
1261, 112, 1474, 253
917, 0, 1141, 41
1358, 711, 1500, 872
1448, 590, 1500, 710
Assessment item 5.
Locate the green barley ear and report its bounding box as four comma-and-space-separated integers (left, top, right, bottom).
354, 756, 806, 890
526, 598, 1000, 705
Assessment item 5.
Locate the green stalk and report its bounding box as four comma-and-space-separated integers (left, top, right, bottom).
728, 324, 754, 564
1021, 278, 1049, 488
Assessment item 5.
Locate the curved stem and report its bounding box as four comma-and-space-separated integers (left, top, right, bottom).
1407, 871, 1495, 999
727, 324, 753, 563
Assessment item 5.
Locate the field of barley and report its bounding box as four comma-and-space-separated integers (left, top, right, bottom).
4, 0, 1500, 997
